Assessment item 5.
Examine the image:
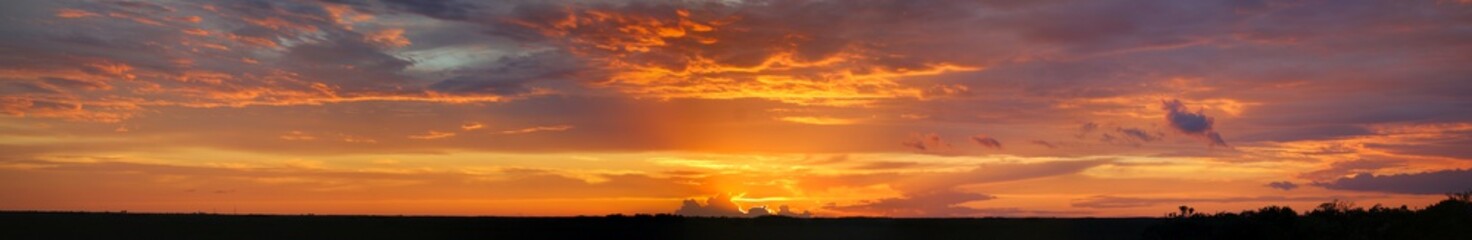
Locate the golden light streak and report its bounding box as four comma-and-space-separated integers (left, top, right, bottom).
777, 116, 863, 125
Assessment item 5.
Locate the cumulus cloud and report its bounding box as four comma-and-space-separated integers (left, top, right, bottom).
1314, 169, 1472, 195
1162, 99, 1229, 147
673, 193, 746, 217
776, 205, 814, 218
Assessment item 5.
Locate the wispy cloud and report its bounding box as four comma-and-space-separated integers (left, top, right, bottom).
777, 116, 862, 125
499, 125, 574, 135
408, 131, 456, 140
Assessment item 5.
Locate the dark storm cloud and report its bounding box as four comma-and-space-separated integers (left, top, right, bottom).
1315, 169, 1472, 195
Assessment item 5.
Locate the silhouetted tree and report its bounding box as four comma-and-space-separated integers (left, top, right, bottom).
1145, 191, 1472, 240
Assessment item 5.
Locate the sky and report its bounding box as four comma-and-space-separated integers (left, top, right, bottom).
2, 0, 1472, 217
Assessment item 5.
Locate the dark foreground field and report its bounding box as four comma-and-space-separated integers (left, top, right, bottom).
2, 194, 1469, 240
0, 212, 1159, 240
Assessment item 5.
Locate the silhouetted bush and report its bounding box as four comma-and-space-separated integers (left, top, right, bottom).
1144, 191, 1472, 240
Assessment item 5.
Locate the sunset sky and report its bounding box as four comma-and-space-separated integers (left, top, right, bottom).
3, 0, 1472, 217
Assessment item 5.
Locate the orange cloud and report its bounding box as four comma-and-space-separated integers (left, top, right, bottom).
55, 8, 99, 18
279, 131, 316, 141
365, 28, 411, 48
499, 125, 574, 135
408, 130, 457, 140
510, 7, 980, 106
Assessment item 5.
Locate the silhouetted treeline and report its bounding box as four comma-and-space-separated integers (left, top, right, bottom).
2, 193, 1467, 240
1144, 191, 1472, 240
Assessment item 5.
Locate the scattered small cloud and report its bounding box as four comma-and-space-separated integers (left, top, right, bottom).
970, 135, 1002, 149
805, 154, 850, 165
279, 131, 315, 141
1077, 122, 1099, 138
1103, 127, 1161, 146
1116, 127, 1161, 142
461, 122, 484, 131
1030, 140, 1057, 149
54, 8, 99, 19
408, 130, 456, 140
1266, 181, 1299, 191
901, 133, 950, 152
900, 114, 929, 120
499, 125, 574, 134
340, 135, 377, 143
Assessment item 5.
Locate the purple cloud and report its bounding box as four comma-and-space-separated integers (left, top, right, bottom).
1162, 99, 1228, 147
1314, 169, 1472, 195
1266, 181, 1299, 191
970, 135, 1003, 149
